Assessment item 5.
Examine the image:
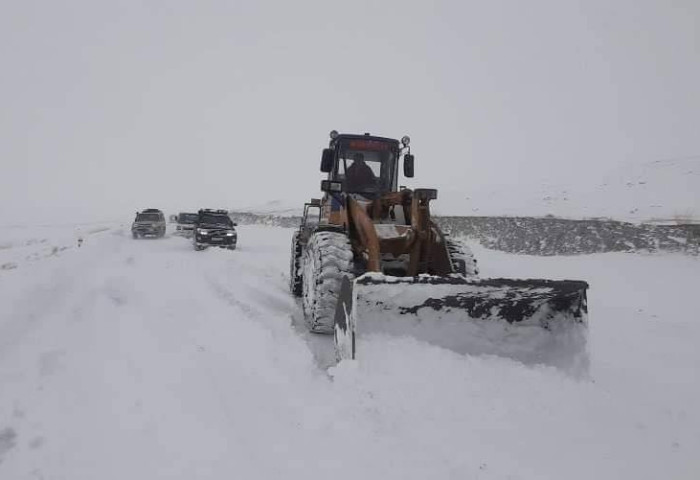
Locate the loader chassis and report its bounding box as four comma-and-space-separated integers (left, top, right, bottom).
290, 132, 478, 332
290, 131, 588, 368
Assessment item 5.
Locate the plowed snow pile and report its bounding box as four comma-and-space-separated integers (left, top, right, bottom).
1, 224, 698, 479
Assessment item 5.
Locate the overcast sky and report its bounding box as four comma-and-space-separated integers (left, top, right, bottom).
1, 0, 698, 223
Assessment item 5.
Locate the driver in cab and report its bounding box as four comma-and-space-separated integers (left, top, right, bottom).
345, 153, 377, 191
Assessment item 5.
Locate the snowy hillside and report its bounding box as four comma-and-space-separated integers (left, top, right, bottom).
234, 199, 305, 217
436, 157, 700, 222
230, 157, 699, 228
0, 224, 698, 479
230, 212, 700, 256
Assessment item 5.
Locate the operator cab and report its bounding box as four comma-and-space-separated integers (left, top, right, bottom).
321, 132, 413, 198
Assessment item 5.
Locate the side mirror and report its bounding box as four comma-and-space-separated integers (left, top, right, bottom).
321, 149, 334, 173
321, 180, 343, 193
233, 223, 238, 227
404, 154, 415, 178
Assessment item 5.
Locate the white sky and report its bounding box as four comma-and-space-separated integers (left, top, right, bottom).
1, 0, 698, 223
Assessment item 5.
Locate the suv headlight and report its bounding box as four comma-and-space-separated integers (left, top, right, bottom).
197, 229, 209, 235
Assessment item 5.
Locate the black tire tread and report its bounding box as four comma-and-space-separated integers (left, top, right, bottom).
302, 231, 354, 333
446, 238, 479, 276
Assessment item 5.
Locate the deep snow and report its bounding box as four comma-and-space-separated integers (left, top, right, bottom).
0, 224, 698, 479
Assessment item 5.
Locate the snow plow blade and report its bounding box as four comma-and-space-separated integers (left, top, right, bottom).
334, 274, 589, 373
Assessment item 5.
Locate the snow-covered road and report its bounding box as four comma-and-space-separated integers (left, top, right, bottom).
1, 224, 698, 479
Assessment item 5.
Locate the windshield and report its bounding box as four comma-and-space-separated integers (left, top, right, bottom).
305, 206, 321, 225
336, 139, 397, 194
136, 213, 160, 222
178, 213, 198, 224
199, 213, 232, 226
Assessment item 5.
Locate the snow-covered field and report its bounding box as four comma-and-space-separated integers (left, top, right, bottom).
0, 224, 698, 479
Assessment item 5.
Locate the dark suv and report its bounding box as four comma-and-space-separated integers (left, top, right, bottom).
193, 209, 238, 250
132, 209, 166, 238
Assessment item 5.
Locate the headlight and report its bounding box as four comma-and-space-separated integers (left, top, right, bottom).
197, 229, 209, 235
226, 232, 236, 236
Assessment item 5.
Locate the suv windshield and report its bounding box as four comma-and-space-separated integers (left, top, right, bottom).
136, 213, 160, 222
336, 139, 397, 194
178, 213, 198, 224
199, 214, 232, 227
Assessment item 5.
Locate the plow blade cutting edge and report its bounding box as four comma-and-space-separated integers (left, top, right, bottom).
334, 273, 589, 373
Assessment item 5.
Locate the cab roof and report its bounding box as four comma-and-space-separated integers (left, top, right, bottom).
329, 133, 400, 148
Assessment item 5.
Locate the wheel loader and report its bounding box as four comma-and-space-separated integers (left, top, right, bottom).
290, 131, 589, 371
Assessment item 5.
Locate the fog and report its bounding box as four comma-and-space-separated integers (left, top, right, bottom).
1, 0, 698, 224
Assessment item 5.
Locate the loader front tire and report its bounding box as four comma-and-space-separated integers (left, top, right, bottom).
302, 231, 354, 333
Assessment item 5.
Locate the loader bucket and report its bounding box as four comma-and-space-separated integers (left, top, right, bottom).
334, 273, 589, 373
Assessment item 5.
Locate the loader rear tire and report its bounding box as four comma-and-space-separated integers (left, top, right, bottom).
302, 231, 354, 333
289, 230, 303, 297
447, 239, 479, 276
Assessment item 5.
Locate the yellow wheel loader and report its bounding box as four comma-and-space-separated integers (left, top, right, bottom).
290, 131, 589, 370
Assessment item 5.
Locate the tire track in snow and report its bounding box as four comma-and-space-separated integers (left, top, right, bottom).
202, 243, 338, 370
